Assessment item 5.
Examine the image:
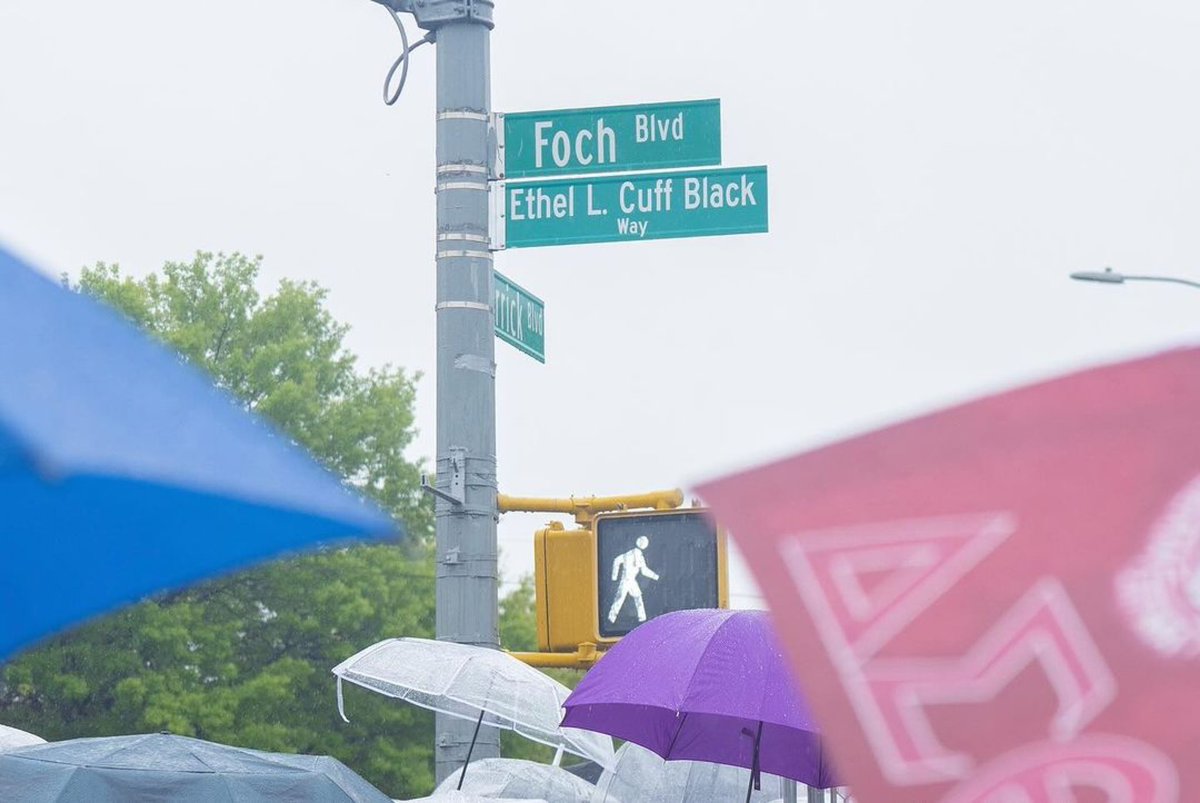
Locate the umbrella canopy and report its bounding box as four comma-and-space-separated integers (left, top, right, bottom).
333, 638, 615, 770
0, 724, 45, 751
0, 732, 391, 802
0, 246, 396, 660
590, 741, 791, 803
433, 758, 594, 802
401, 793, 547, 803
562, 609, 839, 791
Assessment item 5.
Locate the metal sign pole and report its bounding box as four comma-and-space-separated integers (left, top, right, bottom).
431, 0, 499, 784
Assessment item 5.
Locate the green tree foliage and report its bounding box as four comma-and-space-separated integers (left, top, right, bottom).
0, 252, 465, 796
498, 575, 539, 654
66, 253, 429, 531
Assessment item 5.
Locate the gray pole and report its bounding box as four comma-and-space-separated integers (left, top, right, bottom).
425, 0, 499, 785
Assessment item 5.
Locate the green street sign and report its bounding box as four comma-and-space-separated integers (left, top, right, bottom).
499, 99, 721, 179
495, 165, 768, 249
493, 270, 545, 363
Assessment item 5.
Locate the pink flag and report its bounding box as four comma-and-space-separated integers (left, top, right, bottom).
697, 349, 1200, 802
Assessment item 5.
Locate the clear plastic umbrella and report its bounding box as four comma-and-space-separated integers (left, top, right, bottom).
333, 639, 614, 781
590, 741, 791, 803
0, 724, 45, 752
399, 792, 546, 803
433, 758, 594, 803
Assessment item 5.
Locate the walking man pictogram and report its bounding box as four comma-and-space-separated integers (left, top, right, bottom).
607, 535, 660, 624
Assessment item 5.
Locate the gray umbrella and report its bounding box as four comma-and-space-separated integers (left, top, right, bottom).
0, 733, 391, 802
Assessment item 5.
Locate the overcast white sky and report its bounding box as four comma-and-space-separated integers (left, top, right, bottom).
4, 0, 1200, 608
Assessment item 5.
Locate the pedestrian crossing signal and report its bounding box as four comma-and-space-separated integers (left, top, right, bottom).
529, 501, 729, 653
595, 509, 726, 639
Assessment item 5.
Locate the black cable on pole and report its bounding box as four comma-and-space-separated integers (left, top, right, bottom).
383, 8, 433, 106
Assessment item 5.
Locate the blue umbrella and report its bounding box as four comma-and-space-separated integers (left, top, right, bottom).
0, 246, 398, 660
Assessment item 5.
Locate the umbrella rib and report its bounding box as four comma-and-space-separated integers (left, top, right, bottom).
464, 664, 501, 728
662, 711, 689, 759
41, 762, 81, 799
101, 733, 154, 767
187, 739, 278, 775
217, 773, 239, 802
678, 612, 741, 714
333, 638, 397, 675
188, 747, 221, 774
439, 650, 474, 699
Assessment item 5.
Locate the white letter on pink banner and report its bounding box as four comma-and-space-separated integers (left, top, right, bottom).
941, 735, 1177, 803
782, 516, 1119, 786
858, 578, 1115, 783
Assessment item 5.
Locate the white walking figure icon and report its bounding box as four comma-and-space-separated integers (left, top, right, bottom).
607, 535, 660, 624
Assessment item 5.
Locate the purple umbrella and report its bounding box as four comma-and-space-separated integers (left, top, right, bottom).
561, 609, 839, 801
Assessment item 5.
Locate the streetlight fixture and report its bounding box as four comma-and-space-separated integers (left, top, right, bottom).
1070, 267, 1200, 290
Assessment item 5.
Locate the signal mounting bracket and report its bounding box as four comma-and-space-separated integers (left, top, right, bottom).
368, 0, 495, 30
420, 447, 467, 506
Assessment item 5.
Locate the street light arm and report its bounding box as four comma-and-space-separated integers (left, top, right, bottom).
1070, 269, 1124, 284
1070, 268, 1200, 290
1120, 274, 1200, 290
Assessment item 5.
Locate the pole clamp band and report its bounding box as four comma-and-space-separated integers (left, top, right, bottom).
437, 110, 489, 122
437, 180, 488, 192
437, 249, 492, 260
438, 233, 489, 244
437, 163, 488, 175
435, 301, 491, 312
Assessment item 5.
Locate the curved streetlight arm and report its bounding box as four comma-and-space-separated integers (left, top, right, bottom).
1120, 274, 1200, 290
1070, 268, 1200, 290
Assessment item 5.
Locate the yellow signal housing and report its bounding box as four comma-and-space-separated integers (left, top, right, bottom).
533, 521, 598, 652
530, 507, 729, 652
